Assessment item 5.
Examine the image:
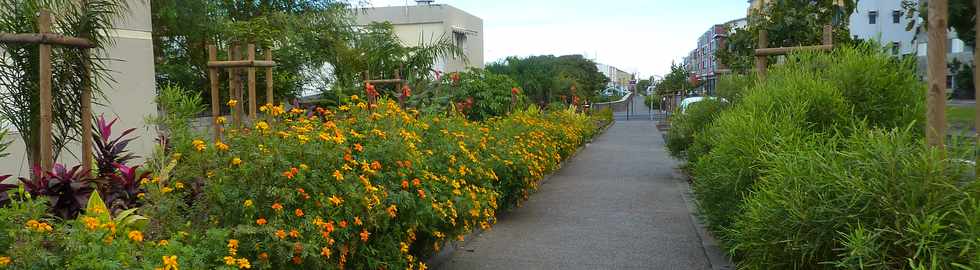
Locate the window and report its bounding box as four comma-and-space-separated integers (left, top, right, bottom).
892, 42, 901, 55
892, 10, 901, 24
949, 39, 954, 53
869, 11, 878, 24
946, 75, 953, 89
453, 32, 467, 59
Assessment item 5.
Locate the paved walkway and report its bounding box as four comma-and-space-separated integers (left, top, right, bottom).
436, 119, 722, 270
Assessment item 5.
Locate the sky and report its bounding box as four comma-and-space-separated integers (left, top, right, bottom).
367, 0, 749, 78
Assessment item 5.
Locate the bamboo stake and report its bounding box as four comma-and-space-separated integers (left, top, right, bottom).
926, 0, 948, 150
265, 48, 273, 105
38, 10, 53, 171
80, 49, 93, 173
756, 29, 768, 80
973, 0, 980, 181
248, 44, 256, 119
208, 45, 221, 141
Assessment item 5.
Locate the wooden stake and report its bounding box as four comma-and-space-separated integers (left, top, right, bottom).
756, 29, 768, 80
228, 44, 241, 127
248, 44, 257, 119
926, 0, 948, 149
38, 10, 53, 171
208, 45, 221, 140
80, 49, 93, 173
265, 48, 273, 105
822, 24, 833, 46
975, 0, 979, 179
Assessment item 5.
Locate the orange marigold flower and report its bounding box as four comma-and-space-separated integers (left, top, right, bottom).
321, 247, 332, 258
215, 141, 229, 151
259, 252, 269, 261
354, 216, 363, 226
370, 161, 381, 170
271, 203, 283, 211
0, 256, 11, 266
359, 229, 370, 242
291, 256, 302, 265
353, 143, 363, 152
256, 218, 267, 225
401, 180, 409, 190
237, 258, 251, 269
275, 229, 286, 239
162, 255, 178, 270
339, 220, 348, 228
294, 208, 304, 217
412, 178, 421, 187
332, 170, 344, 181
128, 230, 144, 242
289, 229, 300, 238
417, 189, 426, 199
386, 204, 398, 218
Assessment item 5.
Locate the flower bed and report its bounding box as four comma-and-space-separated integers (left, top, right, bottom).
0, 96, 605, 269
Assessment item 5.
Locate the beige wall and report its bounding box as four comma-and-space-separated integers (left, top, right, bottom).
1, 0, 156, 177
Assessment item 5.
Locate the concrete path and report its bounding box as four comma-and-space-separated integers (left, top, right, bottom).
436, 119, 723, 270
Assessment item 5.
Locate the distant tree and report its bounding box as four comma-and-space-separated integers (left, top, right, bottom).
717, 0, 857, 74
635, 79, 652, 95
655, 63, 691, 95
486, 55, 608, 105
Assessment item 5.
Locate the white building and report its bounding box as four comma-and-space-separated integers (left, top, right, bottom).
849, 0, 918, 55
355, 1, 484, 73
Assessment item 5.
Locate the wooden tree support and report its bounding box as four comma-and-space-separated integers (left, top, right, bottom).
206, 43, 277, 140
926, 0, 948, 150
975, 0, 979, 180
0, 10, 95, 172
755, 25, 834, 79
363, 69, 409, 108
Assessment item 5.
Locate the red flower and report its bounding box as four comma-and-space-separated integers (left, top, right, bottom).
451, 72, 460, 85
401, 85, 412, 97
511, 87, 520, 95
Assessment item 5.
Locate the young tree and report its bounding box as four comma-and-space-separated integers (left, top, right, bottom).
717, 0, 857, 74
487, 55, 608, 105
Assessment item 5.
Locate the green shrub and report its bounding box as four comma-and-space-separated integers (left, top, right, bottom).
731, 127, 979, 269
665, 99, 727, 161
644, 94, 661, 110
692, 68, 851, 234
411, 68, 525, 120
715, 74, 755, 104
691, 45, 928, 237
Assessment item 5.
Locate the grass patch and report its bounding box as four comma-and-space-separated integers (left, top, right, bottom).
948, 103, 976, 133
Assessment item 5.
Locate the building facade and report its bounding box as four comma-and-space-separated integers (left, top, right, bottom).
596, 63, 632, 94
850, 0, 917, 55
355, 3, 484, 73
1, 0, 157, 176
682, 18, 745, 96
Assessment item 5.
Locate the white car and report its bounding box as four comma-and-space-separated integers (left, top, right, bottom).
678, 97, 726, 114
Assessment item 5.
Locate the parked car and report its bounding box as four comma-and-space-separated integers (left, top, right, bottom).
678, 96, 727, 114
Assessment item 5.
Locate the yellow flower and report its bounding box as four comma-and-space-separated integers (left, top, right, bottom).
236, 258, 251, 269
174, 181, 185, 190
351, 95, 360, 101
0, 256, 10, 266
243, 200, 253, 207
400, 242, 409, 254
161, 187, 174, 194
332, 170, 344, 181
275, 229, 286, 239
223, 256, 236, 266
128, 230, 144, 242
227, 99, 239, 107
255, 121, 270, 131
215, 141, 229, 151
231, 157, 242, 166
162, 255, 178, 270
328, 195, 344, 206
215, 116, 227, 125
158, 239, 169, 246
192, 140, 206, 152
320, 247, 332, 258
82, 217, 100, 230
339, 105, 350, 111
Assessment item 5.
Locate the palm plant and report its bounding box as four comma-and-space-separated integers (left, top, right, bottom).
0, 0, 127, 168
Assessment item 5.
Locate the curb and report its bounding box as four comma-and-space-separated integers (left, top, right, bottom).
425, 120, 616, 269
675, 169, 734, 270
